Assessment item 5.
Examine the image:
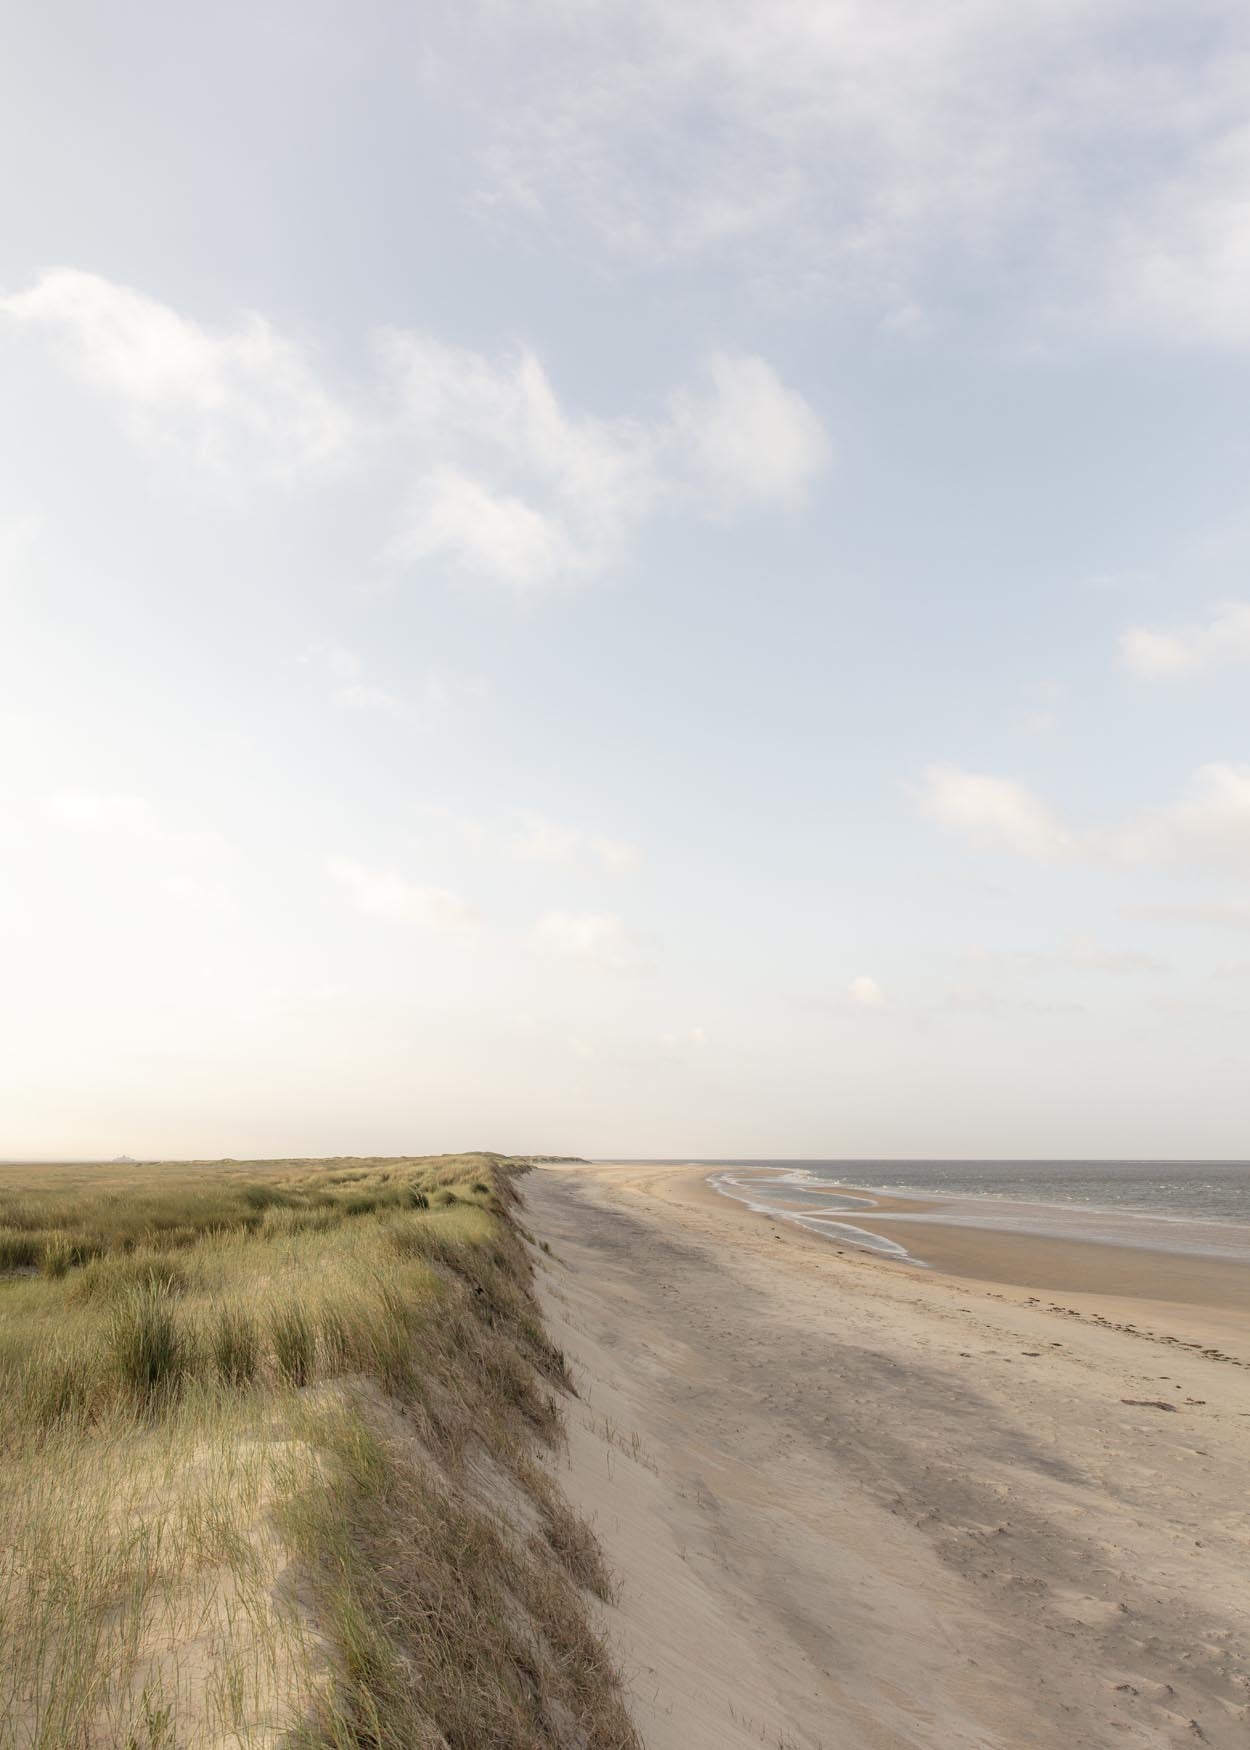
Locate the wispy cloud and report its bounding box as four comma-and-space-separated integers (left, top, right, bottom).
669, 353, 830, 505
1, 270, 357, 481
507, 810, 642, 870
532, 910, 651, 971
449, 1, 1250, 343
918, 761, 1250, 869
383, 335, 828, 585
1120, 602, 1250, 680
299, 643, 417, 723
387, 466, 581, 589
917, 765, 1072, 861
4, 269, 828, 587
327, 856, 481, 936
1117, 764, 1250, 866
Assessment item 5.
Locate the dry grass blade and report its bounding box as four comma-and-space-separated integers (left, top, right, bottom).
0, 1152, 637, 1749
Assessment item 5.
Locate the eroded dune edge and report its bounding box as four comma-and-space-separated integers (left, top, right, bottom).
0, 1154, 637, 1749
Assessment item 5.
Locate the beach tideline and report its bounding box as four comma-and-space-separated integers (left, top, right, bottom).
706, 1170, 1250, 1354
531, 1160, 1250, 1750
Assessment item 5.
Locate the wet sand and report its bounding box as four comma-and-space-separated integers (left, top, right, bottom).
531, 1160, 1250, 1749
699, 1176, 1250, 1355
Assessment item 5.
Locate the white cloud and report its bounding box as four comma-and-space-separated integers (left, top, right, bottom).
507, 810, 643, 869
1117, 764, 1250, 866
1120, 602, 1250, 680
533, 910, 649, 971
592, 835, 643, 871
383, 333, 826, 584
382, 332, 659, 583
327, 856, 480, 935
1, 270, 356, 480
848, 975, 886, 1009
388, 466, 581, 588
43, 791, 223, 859
671, 353, 830, 504
452, 2, 1250, 344
333, 684, 415, 722
5, 270, 826, 585
920, 761, 1250, 870
299, 642, 416, 723
508, 812, 584, 864
917, 765, 1072, 860
1105, 137, 1250, 345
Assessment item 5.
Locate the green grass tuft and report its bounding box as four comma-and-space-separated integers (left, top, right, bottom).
110, 1288, 189, 1408
0, 1151, 634, 1748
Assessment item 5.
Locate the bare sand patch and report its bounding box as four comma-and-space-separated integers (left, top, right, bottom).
530, 1161, 1250, 1749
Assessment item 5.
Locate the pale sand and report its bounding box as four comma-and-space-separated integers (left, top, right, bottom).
529, 1161, 1250, 1750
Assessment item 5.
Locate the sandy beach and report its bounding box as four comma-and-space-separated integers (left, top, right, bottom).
529, 1161, 1250, 1749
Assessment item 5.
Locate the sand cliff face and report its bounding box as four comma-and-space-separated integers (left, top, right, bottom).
530, 1163, 1250, 1750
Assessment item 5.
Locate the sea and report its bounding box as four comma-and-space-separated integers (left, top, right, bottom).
700, 1159, 1250, 1267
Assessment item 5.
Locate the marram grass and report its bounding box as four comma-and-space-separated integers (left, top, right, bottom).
0, 1152, 637, 1749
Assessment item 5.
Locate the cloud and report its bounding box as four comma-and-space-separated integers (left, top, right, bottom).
447, 1, 1250, 344
382, 330, 661, 583
1120, 602, 1250, 680
919, 761, 1250, 870
383, 337, 827, 584
43, 791, 223, 859
848, 975, 886, 1009
388, 466, 581, 587
670, 353, 830, 504
327, 856, 480, 935
299, 642, 416, 723
6, 270, 826, 586
532, 910, 650, 971
592, 836, 643, 871
1, 270, 356, 480
1118, 764, 1250, 866
507, 810, 643, 869
1105, 148, 1250, 346
333, 684, 416, 723
917, 765, 1072, 860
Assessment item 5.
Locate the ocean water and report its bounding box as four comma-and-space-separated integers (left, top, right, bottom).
703, 1160, 1250, 1266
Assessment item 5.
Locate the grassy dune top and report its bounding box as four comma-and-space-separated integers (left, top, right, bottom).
0, 1153, 635, 1750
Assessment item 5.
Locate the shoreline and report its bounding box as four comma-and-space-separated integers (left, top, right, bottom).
671, 1162, 1249, 1357
530, 1159, 1250, 1748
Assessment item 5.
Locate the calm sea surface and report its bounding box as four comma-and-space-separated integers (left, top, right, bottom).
698, 1160, 1250, 1265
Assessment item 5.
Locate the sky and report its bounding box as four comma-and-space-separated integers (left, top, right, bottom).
3, 1, 1250, 1160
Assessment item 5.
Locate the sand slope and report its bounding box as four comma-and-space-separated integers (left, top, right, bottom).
530, 1164, 1250, 1750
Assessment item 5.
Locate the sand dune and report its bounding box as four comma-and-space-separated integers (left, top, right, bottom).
531, 1162, 1250, 1749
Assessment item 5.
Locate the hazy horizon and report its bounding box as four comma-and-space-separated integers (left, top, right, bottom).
5, 4, 1250, 1160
